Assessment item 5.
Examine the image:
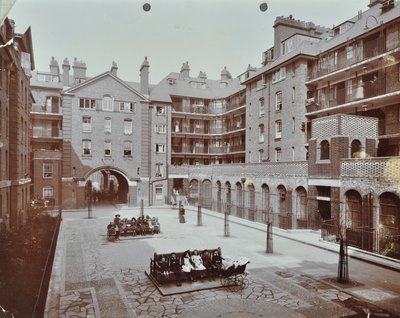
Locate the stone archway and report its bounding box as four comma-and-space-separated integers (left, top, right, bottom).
84, 167, 131, 205
295, 186, 307, 229
379, 192, 400, 258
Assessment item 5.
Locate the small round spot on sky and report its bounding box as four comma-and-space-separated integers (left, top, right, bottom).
143, 3, 151, 12
260, 2, 268, 12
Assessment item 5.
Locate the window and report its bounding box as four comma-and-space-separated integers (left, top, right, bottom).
258, 149, 264, 163
105, 118, 111, 133
259, 98, 265, 117
82, 116, 92, 132
123, 119, 133, 135
156, 106, 165, 115
119, 102, 135, 112
155, 144, 166, 153
346, 45, 354, 60
79, 98, 96, 109
155, 185, 163, 200
272, 67, 286, 82
292, 117, 296, 133
124, 141, 132, 157
102, 95, 114, 111
292, 87, 295, 102
43, 163, 53, 178
82, 140, 91, 156
275, 91, 282, 111
275, 148, 282, 162
156, 124, 167, 134
275, 120, 282, 139
351, 139, 362, 158
155, 163, 164, 178
320, 140, 330, 160
42, 186, 54, 200
104, 141, 111, 156
258, 124, 265, 143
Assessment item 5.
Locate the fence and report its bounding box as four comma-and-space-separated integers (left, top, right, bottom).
32, 210, 62, 318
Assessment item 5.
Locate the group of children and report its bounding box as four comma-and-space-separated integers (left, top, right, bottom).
155, 248, 223, 286
107, 214, 160, 240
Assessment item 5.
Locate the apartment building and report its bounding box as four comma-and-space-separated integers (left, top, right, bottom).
26, 0, 399, 258
30, 56, 63, 210
149, 62, 246, 206
0, 18, 34, 230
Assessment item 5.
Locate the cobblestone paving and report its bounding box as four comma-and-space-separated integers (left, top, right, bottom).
53, 213, 399, 318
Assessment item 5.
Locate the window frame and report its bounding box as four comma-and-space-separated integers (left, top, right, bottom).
82, 139, 92, 156
275, 91, 282, 111
275, 120, 282, 139
82, 116, 92, 132
102, 95, 114, 111
123, 119, 133, 135
43, 163, 53, 179
104, 140, 112, 156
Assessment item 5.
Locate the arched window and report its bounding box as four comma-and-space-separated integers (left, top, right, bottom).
102, 95, 114, 111
320, 140, 330, 160
351, 139, 362, 158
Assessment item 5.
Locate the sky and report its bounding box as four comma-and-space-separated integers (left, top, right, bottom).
9, 0, 371, 84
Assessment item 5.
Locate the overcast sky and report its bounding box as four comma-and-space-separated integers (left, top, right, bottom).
9, 0, 370, 84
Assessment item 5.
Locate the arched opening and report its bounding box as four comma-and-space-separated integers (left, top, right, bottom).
216, 181, 222, 212
345, 190, 363, 228
295, 186, 308, 229
379, 192, 400, 258
201, 179, 212, 209
277, 185, 288, 229
248, 183, 256, 221
320, 140, 330, 160
225, 181, 232, 213
85, 168, 129, 205
189, 179, 199, 205
261, 184, 270, 223
351, 139, 362, 158
236, 182, 243, 218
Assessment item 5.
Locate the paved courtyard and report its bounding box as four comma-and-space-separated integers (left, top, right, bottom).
45, 204, 400, 318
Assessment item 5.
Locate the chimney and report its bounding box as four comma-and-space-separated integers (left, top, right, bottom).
110, 61, 118, 77
368, 0, 382, 7
72, 57, 87, 83
62, 57, 70, 86
221, 66, 232, 81
198, 71, 207, 80
180, 61, 190, 79
140, 56, 150, 95
49, 56, 59, 76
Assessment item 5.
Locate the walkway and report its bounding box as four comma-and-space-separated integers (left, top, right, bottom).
44, 204, 400, 317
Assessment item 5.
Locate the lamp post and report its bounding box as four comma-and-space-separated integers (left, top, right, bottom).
85, 180, 92, 219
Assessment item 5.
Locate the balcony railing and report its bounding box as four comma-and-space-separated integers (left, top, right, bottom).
172, 102, 245, 115
309, 36, 387, 80
171, 145, 245, 155
341, 157, 400, 181
32, 127, 62, 138
310, 77, 395, 110
31, 103, 61, 114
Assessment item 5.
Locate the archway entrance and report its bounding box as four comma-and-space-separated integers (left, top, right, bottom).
86, 168, 129, 205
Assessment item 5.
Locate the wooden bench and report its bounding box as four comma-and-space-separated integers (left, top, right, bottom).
149, 248, 222, 285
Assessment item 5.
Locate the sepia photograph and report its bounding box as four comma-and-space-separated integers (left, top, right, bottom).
1, 0, 400, 317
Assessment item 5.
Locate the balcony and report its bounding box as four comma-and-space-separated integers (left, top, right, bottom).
341, 157, 400, 182
307, 33, 394, 85
171, 144, 245, 155
307, 75, 400, 116
31, 103, 61, 115
32, 127, 62, 139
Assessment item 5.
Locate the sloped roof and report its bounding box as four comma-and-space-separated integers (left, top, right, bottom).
244, 2, 400, 83
63, 71, 148, 100
149, 72, 244, 103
